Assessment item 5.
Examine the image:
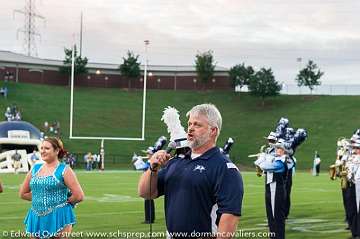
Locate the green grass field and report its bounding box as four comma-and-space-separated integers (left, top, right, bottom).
0, 170, 352, 238
2, 81, 360, 170
0, 81, 357, 237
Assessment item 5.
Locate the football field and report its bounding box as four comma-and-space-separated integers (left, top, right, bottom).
0, 170, 350, 238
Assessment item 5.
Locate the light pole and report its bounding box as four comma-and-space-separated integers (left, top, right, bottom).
296, 57, 302, 72
144, 40, 150, 83
296, 57, 302, 94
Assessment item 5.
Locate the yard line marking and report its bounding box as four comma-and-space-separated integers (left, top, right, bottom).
0, 210, 165, 220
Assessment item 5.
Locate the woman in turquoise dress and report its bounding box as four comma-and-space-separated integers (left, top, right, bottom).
20, 137, 84, 238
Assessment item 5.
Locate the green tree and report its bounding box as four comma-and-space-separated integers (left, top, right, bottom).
229, 63, 254, 89
59, 45, 88, 85
248, 68, 281, 106
295, 60, 324, 94
194, 50, 216, 88
119, 51, 141, 90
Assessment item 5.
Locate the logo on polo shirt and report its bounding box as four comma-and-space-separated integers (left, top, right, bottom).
193, 164, 206, 173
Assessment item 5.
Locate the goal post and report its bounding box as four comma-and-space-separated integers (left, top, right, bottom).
68, 41, 150, 170
68, 44, 148, 141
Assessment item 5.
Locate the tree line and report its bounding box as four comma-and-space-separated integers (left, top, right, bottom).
59, 46, 324, 105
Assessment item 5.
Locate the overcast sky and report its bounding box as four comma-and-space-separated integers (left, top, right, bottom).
1, 0, 360, 84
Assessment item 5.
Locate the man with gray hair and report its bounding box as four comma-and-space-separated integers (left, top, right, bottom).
138, 103, 244, 238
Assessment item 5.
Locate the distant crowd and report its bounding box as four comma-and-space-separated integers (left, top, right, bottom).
43, 121, 61, 137
4, 104, 22, 121
84, 152, 103, 171
0, 71, 13, 98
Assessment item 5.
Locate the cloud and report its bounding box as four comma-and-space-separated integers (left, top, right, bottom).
0, 0, 360, 83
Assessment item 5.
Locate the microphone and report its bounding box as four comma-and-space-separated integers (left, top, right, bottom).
150, 141, 177, 172
166, 141, 177, 153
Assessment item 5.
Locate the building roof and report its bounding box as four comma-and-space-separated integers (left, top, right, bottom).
0, 50, 229, 72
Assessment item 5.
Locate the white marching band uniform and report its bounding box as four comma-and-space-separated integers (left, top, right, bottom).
336, 134, 360, 238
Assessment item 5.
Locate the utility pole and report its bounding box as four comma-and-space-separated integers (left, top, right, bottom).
14, 0, 45, 56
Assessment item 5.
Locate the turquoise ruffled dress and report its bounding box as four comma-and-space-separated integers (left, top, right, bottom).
24, 163, 76, 238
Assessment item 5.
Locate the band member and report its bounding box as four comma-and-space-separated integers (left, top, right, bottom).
265, 132, 278, 154
331, 134, 357, 230
133, 136, 167, 224
143, 147, 156, 224
250, 132, 278, 177
347, 138, 360, 238
255, 139, 289, 239
313, 151, 321, 176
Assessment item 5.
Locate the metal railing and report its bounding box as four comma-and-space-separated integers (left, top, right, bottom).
237, 84, 360, 96
280, 84, 360, 95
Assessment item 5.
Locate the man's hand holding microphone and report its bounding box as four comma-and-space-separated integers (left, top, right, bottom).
149, 141, 177, 172
149, 150, 171, 172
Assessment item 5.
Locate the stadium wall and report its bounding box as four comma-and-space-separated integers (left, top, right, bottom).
0, 51, 231, 90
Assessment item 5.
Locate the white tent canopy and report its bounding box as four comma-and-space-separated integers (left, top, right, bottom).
0, 121, 42, 173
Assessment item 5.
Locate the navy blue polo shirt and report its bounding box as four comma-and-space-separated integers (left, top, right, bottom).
157, 147, 244, 235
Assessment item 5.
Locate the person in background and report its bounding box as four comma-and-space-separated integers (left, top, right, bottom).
68, 154, 76, 169
30, 150, 40, 164
12, 150, 22, 174
84, 152, 93, 171
143, 147, 156, 224
313, 151, 321, 176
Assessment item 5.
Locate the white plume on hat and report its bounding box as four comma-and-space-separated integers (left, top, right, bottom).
161, 106, 187, 143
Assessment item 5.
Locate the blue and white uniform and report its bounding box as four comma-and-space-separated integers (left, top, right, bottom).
346, 153, 360, 237
157, 147, 243, 236
284, 154, 295, 219
255, 154, 287, 239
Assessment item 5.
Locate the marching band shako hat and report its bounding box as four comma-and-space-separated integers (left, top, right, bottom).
285, 127, 295, 140
286, 127, 295, 134
265, 131, 278, 141
352, 139, 360, 149
278, 117, 289, 127
274, 138, 292, 154
349, 128, 360, 146
221, 137, 234, 155
351, 134, 360, 143
141, 136, 167, 155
